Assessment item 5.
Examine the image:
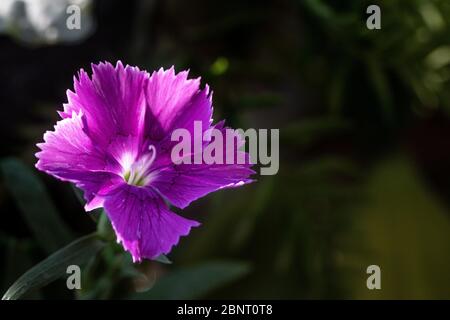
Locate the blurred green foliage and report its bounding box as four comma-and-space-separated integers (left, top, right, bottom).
1, 158, 74, 254
346, 155, 450, 299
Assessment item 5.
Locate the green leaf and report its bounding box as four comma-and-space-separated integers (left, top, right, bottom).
2, 233, 105, 300
72, 185, 101, 222
97, 210, 114, 240
131, 261, 250, 299
71, 184, 86, 206
0, 158, 74, 253
1, 238, 42, 299
303, 0, 335, 21
153, 254, 172, 264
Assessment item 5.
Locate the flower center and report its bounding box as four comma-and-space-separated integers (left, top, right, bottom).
122, 145, 156, 187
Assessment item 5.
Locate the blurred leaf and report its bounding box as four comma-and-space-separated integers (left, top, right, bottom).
131, 261, 250, 299
231, 177, 275, 249
72, 185, 100, 222
210, 57, 229, 76
425, 46, 450, 70
97, 210, 114, 241
234, 92, 284, 110
154, 255, 172, 264
302, 0, 356, 29
346, 155, 450, 299
79, 248, 124, 300
365, 55, 394, 123
0, 158, 74, 254
1, 238, 41, 299
71, 184, 86, 206
303, 0, 334, 21
179, 187, 257, 262
419, 2, 445, 32
329, 62, 349, 115
2, 233, 105, 300
283, 117, 351, 147
296, 156, 360, 178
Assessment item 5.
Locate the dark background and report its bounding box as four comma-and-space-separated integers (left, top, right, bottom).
1, 0, 450, 299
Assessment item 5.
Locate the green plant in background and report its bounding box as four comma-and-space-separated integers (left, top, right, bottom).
169, 0, 450, 298
301, 0, 450, 118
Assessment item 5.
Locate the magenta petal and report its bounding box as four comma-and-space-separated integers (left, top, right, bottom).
145, 67, 212, 140
36, 111, 106, 179
36, 62, 255, 262
74, 172, 123, 211
61, 61, 148, 146
103, 184, 200, 262
36, 110, 123, 207
152, 163, 255, 209
151, 125, 255, 209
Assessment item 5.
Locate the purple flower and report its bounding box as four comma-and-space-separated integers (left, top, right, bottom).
36, 61, 254, 262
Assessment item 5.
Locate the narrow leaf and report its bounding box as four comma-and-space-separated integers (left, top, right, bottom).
2, 233, 105, 300
153, 255, 172, 264
0, 158, 73, 253
1, 238, 41, 299
71, 184, 86, 206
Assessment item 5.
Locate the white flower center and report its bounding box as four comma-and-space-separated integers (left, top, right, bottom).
122, 145, 156, 187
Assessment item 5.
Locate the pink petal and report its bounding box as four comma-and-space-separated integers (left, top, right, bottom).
145, 67, 212, 140
60, 61, 148, 147
103, 184, 200, 262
